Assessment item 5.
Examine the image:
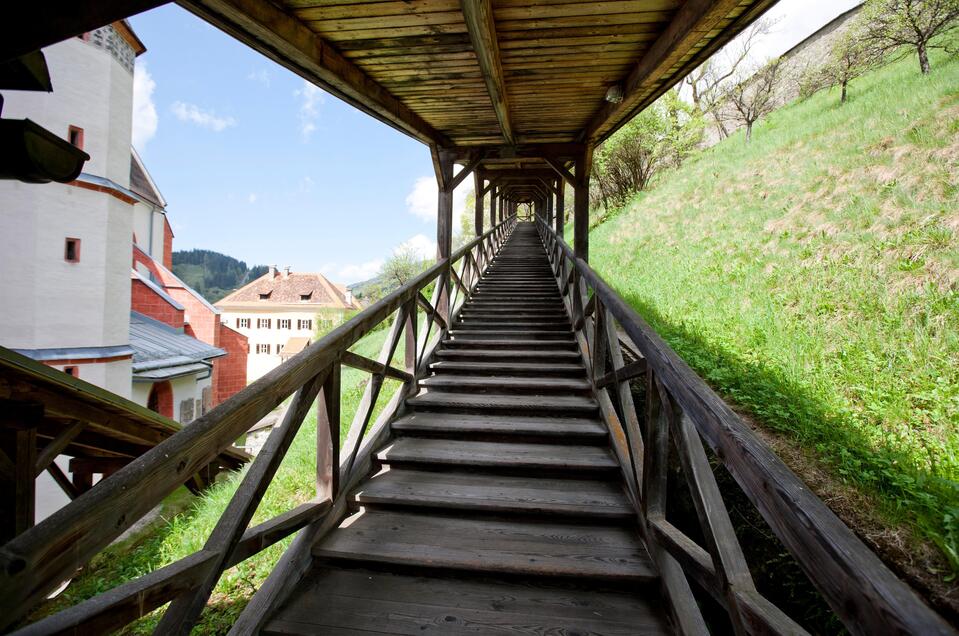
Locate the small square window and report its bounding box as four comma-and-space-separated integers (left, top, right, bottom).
68, 125, 84, 150
237, 318, 251, 328
258, 318, 272, 329
258, 293, 270, 300
277, 343, 284, 353
298, 319, 312, 330
64, 238, 81, 263
256, 344, 271, 354
63, 366, 78, 377
299, 293, 312, 301
278, 319, 291, 329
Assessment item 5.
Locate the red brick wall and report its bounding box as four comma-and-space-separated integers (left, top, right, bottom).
131, 279, 184, 328
215, 324, 248, 405
163, 217, 174, 270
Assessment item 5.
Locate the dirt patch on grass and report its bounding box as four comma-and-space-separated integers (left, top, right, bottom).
739, 412, 959, 623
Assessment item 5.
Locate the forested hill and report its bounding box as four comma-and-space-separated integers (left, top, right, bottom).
171, 249, 267, 303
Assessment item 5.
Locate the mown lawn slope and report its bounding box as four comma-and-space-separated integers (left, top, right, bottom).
587, 47, 959, 583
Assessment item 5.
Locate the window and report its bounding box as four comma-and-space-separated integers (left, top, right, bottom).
277, 343, 284, 353
63, 366, 78, 378
256, 344, 271, 354
258, 293, 271, 300
237, 318, 251, 328
64, 238, 81, 263
299, 292, 312, 301
278, 319, 291, 329
257, 318, 272, 329
298, 319, 312, 330
67, 125, 84, 149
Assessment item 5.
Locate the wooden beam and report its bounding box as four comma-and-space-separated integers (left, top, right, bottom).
179, 0, 449, 147
544, 156, 576, 188
460, 0, 515, 145
340, 350, 413, 384
447, 151, 486, 192
581, 0, 743, 143
46, 462, 79, 501
555, 178, 565, 235
473, 171, 484, 236
34, 421, 84, 477
573, 148, 592, 261
0, 0, 169, 63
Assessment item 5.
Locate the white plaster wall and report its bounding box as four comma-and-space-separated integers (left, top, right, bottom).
130, 371, 211, 423
0, 185, 132, 351
131, 381, 152, 407
132, 206, 167, 261
0, 36, 134, 185
47, 359, 132, 399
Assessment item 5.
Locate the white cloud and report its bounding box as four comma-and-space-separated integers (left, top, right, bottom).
299, 176, 315, 193
405, 175, 469, 227
171, 101, 237, 131
132, 61, 158, 150
248, 193, 257, 204
395, 233, 437, 260
294, 80, 325, 141
330, 259, 384, 284
247, 68, 270, 86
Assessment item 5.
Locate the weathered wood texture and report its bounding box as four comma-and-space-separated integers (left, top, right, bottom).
535, 218, 955, 636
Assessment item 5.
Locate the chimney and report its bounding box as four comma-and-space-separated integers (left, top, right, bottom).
344, 288, 353, 306
283, 266, 291, 279
268, 265, 277, 277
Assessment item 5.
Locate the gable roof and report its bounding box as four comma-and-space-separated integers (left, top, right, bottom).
216, 269, 357, 310
129, 147, 166, 208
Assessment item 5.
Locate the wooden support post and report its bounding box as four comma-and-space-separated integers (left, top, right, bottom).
433, 146, 455, 319
574, 148, 593, 261
555, 178, 565, 236
546, 191, 554, 226
0, 406, 40, 544
317, 365, 340, 501
488, 185, 497, 231
473, 171, 484, 236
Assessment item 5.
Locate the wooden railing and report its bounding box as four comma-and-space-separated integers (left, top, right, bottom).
535, 217, 953, 636
0, 216, 516, 635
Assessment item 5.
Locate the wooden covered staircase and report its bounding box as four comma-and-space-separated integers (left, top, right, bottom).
265, 222, 670, 634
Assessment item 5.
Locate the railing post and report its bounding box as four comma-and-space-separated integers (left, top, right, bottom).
317, 363, 341, 502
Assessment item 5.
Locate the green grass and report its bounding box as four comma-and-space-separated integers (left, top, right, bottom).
30, 328, 403, 633
586, 45, 959, 573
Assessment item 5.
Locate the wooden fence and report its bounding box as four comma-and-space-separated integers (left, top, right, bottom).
535, 217, 953, 636
0, 217, 516, 635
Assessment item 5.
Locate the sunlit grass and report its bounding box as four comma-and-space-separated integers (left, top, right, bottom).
587, 44, 959, 573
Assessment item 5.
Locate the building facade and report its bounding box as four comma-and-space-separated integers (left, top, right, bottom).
217, 267, 357, 380
0, 22, 248, 422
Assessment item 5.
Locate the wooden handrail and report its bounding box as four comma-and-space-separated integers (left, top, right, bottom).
534, 217, 953, 636
0, 216, 517, 631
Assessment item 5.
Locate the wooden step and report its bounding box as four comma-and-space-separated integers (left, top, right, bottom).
407, 391, 597, 414
447, 330, 574, 341
420, 375, 591, 394
377, 438, 617, 472
313, 510, 656, 582
441, 338, 578, 350
354, 468, 634, 519
265, 566, 670, 636
453, 320, 570, 331
391, 411, 605, 438
428, 360, 584, 376
434, 348, 582, 362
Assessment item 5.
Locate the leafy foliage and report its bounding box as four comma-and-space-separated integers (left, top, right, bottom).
171, 249, 267, 303
862, 0, 959, 73
593, 89, 704, 210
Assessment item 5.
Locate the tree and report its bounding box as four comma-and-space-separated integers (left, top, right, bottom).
684, 17, 776, 139
594, 89, 704, 208
861, 0, 959, 74
822, 24, 886, 103
369, 246, 428, 300
726, 58, 782, 143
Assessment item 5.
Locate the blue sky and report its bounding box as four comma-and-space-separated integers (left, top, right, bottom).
128, 0, 858, 285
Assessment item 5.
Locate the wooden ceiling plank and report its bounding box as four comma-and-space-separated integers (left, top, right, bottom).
461, 0, 515, 146
179, 0, 450, 146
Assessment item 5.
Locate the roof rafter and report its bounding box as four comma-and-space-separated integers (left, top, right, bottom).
460, 0, 515, 146
179, 0, 450, 147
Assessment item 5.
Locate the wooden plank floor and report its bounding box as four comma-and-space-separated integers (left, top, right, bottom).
265, 223, 670, 635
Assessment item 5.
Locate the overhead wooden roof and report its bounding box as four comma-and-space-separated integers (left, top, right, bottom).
180, 0, 776, 160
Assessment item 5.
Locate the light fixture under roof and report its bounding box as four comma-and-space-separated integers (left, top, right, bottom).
605, 84, 624, 104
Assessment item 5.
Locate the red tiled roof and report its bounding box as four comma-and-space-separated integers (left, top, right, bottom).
217, 270, 356, 310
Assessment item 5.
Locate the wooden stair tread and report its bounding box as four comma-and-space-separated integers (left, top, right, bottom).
391, 411, 606, 438
265, 566, 670, 635
420, 375, 591, 392
434, 348, 581, 360
407, 391, 597, 413
429, 360, 584, 374
355, 468, 633, 518
313, 510, 656, 581
377, 437, 617, 471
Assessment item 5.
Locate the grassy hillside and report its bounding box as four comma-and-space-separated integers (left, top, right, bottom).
31, 329, 403, 634
172, 249, 267, 303
587, 45, 959, 579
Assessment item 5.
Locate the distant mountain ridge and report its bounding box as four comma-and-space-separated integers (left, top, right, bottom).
171, 249, 267, 303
